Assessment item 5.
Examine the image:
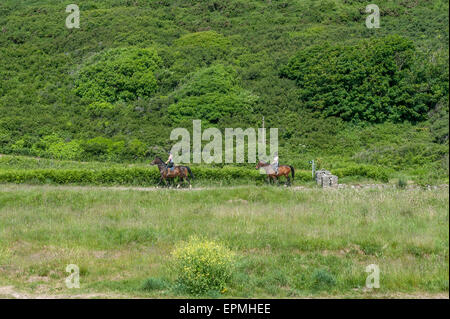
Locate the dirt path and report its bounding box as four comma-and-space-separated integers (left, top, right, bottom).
0, 184, 249, 193
0, 285, 125, 299
0, 285, 447, 299
0, 183, 448, 193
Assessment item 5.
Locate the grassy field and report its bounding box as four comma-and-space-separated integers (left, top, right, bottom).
0, 183, 448, 298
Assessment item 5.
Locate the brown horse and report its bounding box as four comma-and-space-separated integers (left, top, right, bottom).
256, 160, 295, 186
150, 157, 194, 188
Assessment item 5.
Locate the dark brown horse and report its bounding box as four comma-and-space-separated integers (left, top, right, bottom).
150, 157, 194, 188
256, 160, 295, 186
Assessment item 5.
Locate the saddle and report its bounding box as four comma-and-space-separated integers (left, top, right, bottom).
166, 166, 175, 172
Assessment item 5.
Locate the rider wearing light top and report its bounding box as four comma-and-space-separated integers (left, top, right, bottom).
165, 151, 174, 171
271, 152, 279, 174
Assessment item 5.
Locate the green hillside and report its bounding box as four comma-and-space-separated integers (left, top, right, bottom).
0, 0, 448, 183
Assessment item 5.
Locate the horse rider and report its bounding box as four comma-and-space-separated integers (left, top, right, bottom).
271, 152, 279, 175
165, 151, 174, 172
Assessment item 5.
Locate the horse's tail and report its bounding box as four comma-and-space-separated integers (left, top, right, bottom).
186, 166, 194, 179
289, 166, 295, 180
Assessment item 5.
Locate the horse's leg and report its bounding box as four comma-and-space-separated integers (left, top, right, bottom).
156, 176, 162, 187
181, 170, 188, 188
185, 170, 192, 189
178, 170, 183, 188
183, 170, 188, 187
183, 171, 189, 188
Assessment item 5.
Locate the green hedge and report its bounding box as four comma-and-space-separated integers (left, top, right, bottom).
332, 165, 390, 182
0, 164, 389, 186
0, 166, 309, 186
0, 167, 160, 186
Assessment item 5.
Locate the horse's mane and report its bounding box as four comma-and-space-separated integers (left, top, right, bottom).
153, 157, 166, 166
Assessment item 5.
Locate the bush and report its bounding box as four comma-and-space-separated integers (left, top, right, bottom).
171, 236, 236, 295
74, 47, 161, 103
47, 140, 82, 160
84, 102, 116, 118
141, 277, 169, 291
172, 31, 231, 69
168, 64, 258, 124
281, 35, 448, 123
311, 268, 336, 291
0, 167, 161, 186
398, 177, 408, 189
332, 165, 390, 182
0, 163, 391, 186
80, 137, 125, 160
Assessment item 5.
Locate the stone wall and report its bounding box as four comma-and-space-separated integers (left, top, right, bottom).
315, 169, 338, 188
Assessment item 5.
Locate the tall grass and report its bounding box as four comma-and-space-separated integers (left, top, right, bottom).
0, 184, 448, 298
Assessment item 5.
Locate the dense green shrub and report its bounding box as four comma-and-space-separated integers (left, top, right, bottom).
80, 137, 124, 159
84, 102, 116, 118
171, 31, 232, 70
0, 167, 161, 185
46, 140, 82, 160
168, 64, 258, 124
429, 97, 449, 144
74, 47, 161, 103
397, 177, 407, 189
0, 166, 283, 185
332, 165, 390, 182
171, 236, 236, 295
0, 164, 289, 185
174, 31, 231, 55
28, 134, 81, 160
281, 36, 448, 123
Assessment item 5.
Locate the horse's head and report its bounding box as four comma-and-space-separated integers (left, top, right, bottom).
151, 157, 164, 165
256, 161, 267, 169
